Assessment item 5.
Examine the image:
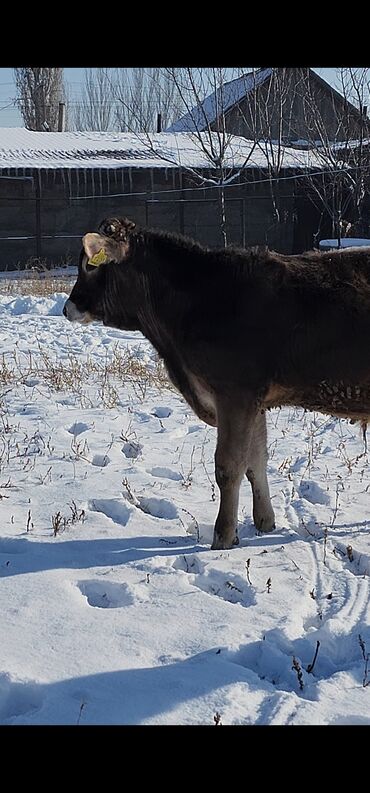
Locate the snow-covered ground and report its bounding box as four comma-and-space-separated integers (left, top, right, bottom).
1, 289, 370, 725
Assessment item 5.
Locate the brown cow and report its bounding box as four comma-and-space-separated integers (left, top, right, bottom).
63, 217, 370, 550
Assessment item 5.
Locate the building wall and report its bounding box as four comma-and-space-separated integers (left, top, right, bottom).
220, 68, 368, 143
0, 165, 317, 269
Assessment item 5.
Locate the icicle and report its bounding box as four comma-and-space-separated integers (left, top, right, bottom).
91, 169, 95, 198
75, 169, 79, 200
84, 167, 87, 197
121, 169, 125, 193
150, 168, 154, 194
62, 169, 66, 193
128, 168, 132, 193
67, 169, 72, 198
106, 169, 110, 196
99, 168, 103, 196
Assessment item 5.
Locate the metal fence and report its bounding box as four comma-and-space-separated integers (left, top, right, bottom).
0, 172, 317, 269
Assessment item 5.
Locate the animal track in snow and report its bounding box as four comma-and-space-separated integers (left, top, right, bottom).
121, 441, 142, 459
133, 411, 151, 423
91, 454, 110, 467
298, 480, 331, 506
170, 423, 204, 440
333, 540, 370, 577
89, 498, 131, 526
148, 466, 183, 481
78, 580, 135, 608
173, 554, 204, 573
67, 422, 90, 436
137, 496, 178, 520
174, 555, 256, 607
230, 618, 370, 695
152, 406, 172, 418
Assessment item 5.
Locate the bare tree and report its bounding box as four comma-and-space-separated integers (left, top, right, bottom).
111, 68, 183, 132
301, 67, 370, 246
70, 67, 183, 134
252, 68, 304, 222
112, 67, 258, 247
14, 68, 65, 131
163, 67, 259, 246
71, 68, 116, 131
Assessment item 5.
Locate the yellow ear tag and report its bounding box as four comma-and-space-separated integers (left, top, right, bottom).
88, 248, 108, 267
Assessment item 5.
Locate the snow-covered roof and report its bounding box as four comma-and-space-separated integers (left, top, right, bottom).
166, 68, 273, 133
331, 138, 370, 151
0, 128, 321, 172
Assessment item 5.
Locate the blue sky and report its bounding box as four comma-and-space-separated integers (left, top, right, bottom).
0, 67, 340, 127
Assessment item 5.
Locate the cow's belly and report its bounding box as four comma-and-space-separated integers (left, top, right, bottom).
264, 381, 370, 423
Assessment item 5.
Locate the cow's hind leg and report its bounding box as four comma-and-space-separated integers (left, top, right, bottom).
212, 398, 257, 551
246, 410, 275, 533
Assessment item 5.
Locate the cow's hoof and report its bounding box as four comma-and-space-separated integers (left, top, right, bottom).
211, 533, 239, 550
254, 514, 276, 533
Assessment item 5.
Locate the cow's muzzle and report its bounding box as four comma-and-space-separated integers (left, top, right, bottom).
63, 299, 93, 324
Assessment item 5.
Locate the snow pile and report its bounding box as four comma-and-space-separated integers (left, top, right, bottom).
0, 293, 67, 316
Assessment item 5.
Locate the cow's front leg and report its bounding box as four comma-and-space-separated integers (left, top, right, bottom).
246, 410, 275, 532
211, 398, 257, 550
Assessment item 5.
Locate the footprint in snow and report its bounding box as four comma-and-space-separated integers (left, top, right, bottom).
133, 411, 151, 423
298, 480, 330, 505
152, 406, 172, 418
173, 554, 205, 574
148, 466, 183, 482
89, 498, 131, 526
137, 496, 178, 520
121, 441, 142, 459
91, 454, 110, 467
67, 421, 90, 436
179, 562, 256, 607
170, 424, 204, 440
78, 580, 136, 608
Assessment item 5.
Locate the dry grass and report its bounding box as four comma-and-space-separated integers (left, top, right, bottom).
0, 260, 77, 297
0, 274, 76, 297
0, 343, 172, 409
0, 270, 171, 402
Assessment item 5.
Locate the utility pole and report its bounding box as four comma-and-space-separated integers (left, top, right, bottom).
58, 102, 66, 132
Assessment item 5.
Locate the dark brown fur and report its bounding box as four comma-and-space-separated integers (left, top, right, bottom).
63, 218, 370, 548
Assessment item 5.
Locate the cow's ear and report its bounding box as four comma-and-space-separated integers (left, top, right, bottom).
83, 233, 110, 266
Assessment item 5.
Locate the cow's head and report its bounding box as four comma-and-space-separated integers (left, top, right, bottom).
63, 217, 140, 329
